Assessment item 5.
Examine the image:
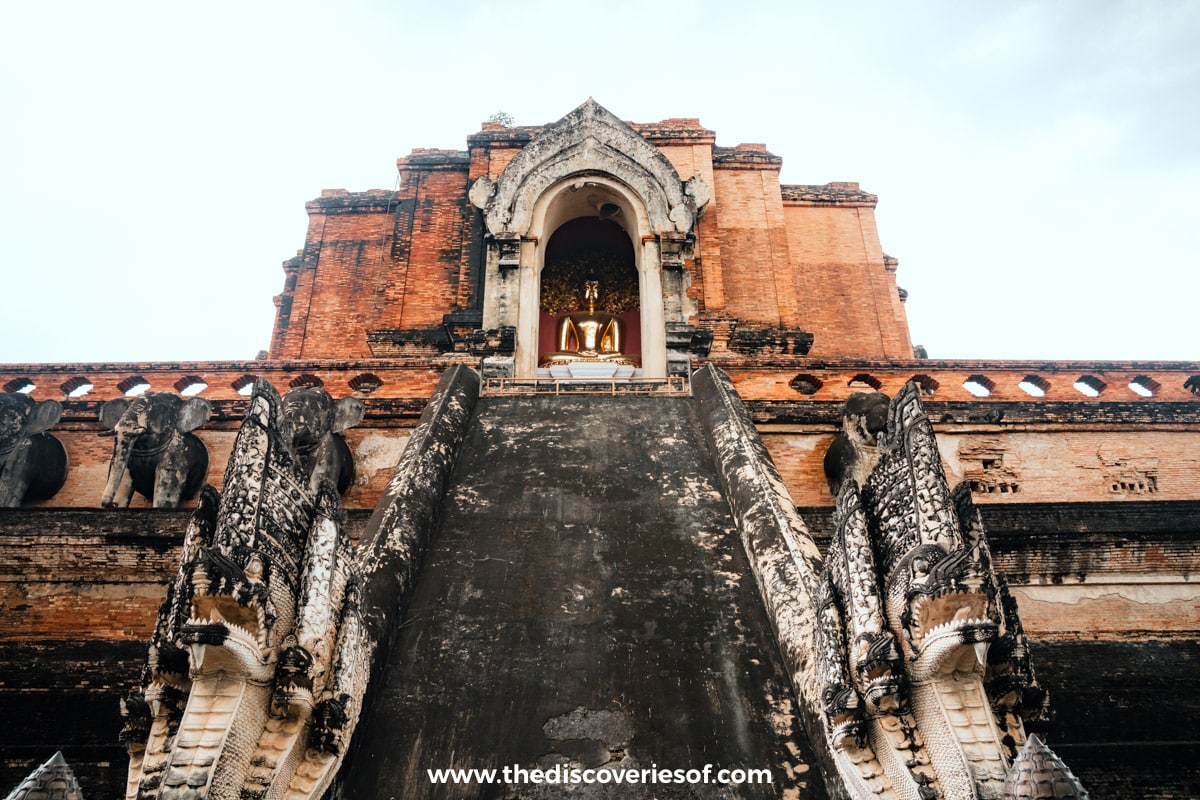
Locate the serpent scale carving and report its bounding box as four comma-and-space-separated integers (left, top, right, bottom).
119, 380, 366, 800
817, 384, 1083, 800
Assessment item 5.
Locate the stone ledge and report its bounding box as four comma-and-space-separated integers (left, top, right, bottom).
305, 189, 400, 213
712, 145, 783, 168
746, 399, 1200, 425
782, 182, 878, 207
396, 149, 470, 169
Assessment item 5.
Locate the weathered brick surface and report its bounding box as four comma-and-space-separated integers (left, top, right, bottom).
1030, 640, 1200, 800
717, 358, 1200, 402
1, 503, 1193, 799
266, 113, 917, 359
1, 106, 1197, 799
0, 640, 144, 798
17, 424, 413, 511
765, 427, 1200, 507
0, 362, 435, 510
783, 199, 911, 357
710, 164, 801, 327
2, 359, 1197, 512
797, 501, 1200, 641
0, 510, 375, 641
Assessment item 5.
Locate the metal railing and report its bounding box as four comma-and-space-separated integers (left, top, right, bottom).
482, 375, 690, 396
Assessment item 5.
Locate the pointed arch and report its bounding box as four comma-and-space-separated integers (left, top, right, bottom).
472, 98, 707, 238
471, 100, 710, 379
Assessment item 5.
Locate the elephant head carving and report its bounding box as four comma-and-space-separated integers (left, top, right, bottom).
281, 387, 365, 494
822, 391, 889, 497
0, 393, 68, 507
99, 393, 211, 508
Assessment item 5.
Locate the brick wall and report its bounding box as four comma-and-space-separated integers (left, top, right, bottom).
2, 359, 1196, 510
267, 114, 917, 359
783, 199, 912, 357
2, 503, 1194, 798
764, 427, 1200, 507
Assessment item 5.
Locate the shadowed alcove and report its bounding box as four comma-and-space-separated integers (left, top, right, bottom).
538, 217, 641, 368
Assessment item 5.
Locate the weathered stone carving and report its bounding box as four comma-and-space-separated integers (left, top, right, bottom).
1000, 734, 1088, 799
3, 751, 83, 800
469, 98, 709, 238
959, 440, 1022, 497
120, 380, 366, 800
281, 386, 365, 495
99, 393, 211, 508
664, 322, 714, 358
0, 393, 68, 507
822, 391, 890, 496
817, 384, 1068, 800
727, 325, 815, 356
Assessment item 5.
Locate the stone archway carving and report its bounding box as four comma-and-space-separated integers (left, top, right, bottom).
470, 99, 711, 378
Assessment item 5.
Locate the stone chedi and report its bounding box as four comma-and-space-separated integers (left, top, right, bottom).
0, 99, 1196, 800
1000, 736, 1088, 800
3, 752, 83, 800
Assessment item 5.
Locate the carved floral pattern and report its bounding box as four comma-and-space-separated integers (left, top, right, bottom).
540, 248, 638, 314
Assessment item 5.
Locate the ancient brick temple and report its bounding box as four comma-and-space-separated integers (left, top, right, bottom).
1, 100, 1197, 800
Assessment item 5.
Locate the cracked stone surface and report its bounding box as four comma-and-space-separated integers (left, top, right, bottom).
337, 395, 825, 799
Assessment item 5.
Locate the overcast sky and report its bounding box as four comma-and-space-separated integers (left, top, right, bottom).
2, 1, 1196, 365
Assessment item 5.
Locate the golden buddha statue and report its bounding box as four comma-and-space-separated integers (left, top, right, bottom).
541, 280, 637, 367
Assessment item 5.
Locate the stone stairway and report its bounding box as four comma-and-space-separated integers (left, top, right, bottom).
337, 393, 827, 799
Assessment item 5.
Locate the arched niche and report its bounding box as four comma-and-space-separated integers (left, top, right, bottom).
521, 176, 662, 375
538, 217, 639, 365
470, 99, 709, 378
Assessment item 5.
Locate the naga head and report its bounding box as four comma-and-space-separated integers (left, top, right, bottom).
862, 382, 1001, 678
176, 380, 314, 681
821, 684, 865, 750
818, 383, 1070, 799
178, 545, 279, 687
891, 541, 997, 676
849, 630, 906, 715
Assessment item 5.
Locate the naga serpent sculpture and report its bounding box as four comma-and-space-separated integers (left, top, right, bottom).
120, 380, 366, 800
816, 383, 1085, 800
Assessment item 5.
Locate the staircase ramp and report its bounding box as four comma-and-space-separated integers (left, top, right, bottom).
338, 374, 827, 798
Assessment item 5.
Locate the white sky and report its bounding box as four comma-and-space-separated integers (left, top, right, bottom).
1, 0, 1197, 364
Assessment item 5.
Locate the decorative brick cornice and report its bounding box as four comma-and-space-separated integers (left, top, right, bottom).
712, 144, 783, 169
305, 189, 400, 213
782, 182, 878, 207
708, 356, 1200, 402
396, 149, 470, 171
3, 357, 1196, 405
631, 118, 716, 144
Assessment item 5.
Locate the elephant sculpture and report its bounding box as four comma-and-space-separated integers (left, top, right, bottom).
822, 390, 890, 496
99, 393, 211, 508
281, 387, 365, 494
0, 393, 69, 507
